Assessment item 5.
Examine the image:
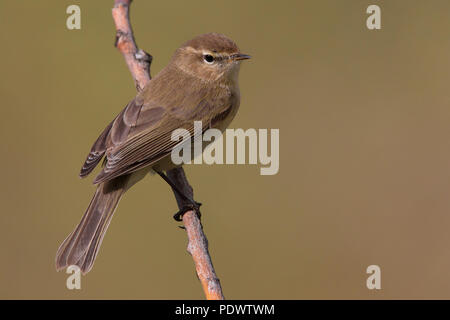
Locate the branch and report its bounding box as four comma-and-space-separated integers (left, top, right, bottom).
167, 169, 224, 300
112, 0, 151, 91
112, 0, 224, 300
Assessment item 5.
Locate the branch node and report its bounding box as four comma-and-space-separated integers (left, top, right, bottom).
135, 49, 152, 63
114, 30, 127, 48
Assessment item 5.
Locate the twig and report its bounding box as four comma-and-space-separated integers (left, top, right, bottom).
167, 169, 224, 300
112, 0, 151, 91
112, 0, 224, 300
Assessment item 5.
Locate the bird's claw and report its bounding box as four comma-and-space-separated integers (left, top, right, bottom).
173, 202, 202, 222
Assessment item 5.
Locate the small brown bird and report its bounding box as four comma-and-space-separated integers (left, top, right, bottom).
55, 33, 250, 274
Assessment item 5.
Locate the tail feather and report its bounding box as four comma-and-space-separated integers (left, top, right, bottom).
55, 175, 129, 274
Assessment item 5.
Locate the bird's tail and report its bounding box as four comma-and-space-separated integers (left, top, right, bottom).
55, 175, 129, 274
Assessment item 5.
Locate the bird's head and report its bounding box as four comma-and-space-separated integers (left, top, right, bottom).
172, 33, 251, 83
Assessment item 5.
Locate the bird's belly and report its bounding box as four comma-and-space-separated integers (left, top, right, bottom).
152, 154, 182, 172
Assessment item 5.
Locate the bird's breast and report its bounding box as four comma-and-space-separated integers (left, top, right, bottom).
212, 88, 240, 132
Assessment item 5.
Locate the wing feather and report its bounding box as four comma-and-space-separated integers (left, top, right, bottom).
80, 65, 234, 184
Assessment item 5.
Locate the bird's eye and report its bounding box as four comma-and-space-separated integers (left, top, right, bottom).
203, 54, 214, 64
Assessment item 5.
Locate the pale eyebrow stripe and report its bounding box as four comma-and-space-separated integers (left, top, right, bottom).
183, 46, 230, 61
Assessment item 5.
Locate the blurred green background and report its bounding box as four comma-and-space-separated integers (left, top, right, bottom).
1, 0, 450, 299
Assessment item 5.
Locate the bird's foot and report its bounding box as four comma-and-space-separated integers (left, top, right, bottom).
173, 201, 202, 222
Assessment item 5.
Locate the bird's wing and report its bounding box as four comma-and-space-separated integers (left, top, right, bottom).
79, 120, 113, 178
79, 101, 137, 178
87, 76, 232, 184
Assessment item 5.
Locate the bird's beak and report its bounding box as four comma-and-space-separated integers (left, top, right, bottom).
231, 53, 251, 61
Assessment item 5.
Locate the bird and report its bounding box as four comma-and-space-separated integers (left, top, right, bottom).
55, 33, 251, 274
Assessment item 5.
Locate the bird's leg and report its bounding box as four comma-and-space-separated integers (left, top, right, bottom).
155, 170, 202, 221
